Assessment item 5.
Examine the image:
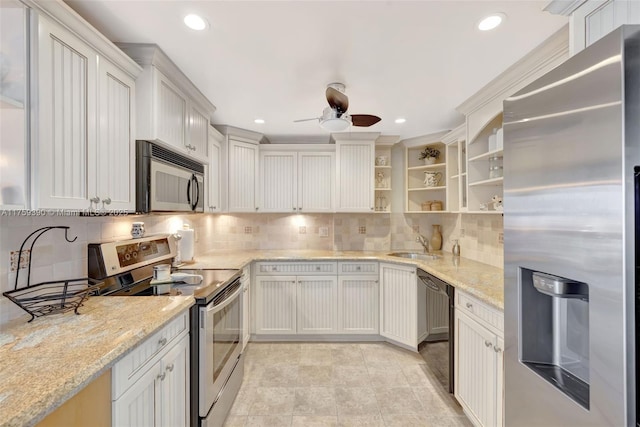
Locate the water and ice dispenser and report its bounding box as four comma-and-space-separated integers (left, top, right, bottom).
520, 269, 590, 409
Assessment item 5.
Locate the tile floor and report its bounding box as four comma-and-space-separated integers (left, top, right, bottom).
223, 342, 472, 427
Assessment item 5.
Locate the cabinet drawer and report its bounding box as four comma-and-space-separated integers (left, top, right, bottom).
112, 311, 188, 399
338, 261, 378, 275
255, 262, 337, 275
456, 292, 503, 334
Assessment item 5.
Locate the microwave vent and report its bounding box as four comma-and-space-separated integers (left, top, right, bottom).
151, 144, 204, 173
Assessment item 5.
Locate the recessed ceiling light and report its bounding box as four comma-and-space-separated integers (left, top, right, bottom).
184, 14, 208, 31
478, 13, 506, 31
395, 118, 406, 124
254, 118, 265, 124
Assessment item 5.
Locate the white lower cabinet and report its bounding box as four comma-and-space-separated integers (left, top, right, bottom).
112, 313, 189, 427
241, 265, 251, 349
254, 275, 297, 335
297, 276, 338, 334
379, 263, 418, 350
337, 261, 379, 334
454, 291, 504, 427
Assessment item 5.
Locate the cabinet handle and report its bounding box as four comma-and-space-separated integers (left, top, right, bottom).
157, 372, 166, 381
370, 207, 374, 211
158, 337, 168, 347
316, 266, 321, 271
485, 340, 493, 348
213, 206, 217, 209
356, 266, 361, 271
255, 207, 259, 211
293, 207, 297, 211
90, 196, 100, 204
103, 197, 111, 205
466, 302, 473, 309
166, 363, 174, 372
494, 346, 502, 353
298, 207, 302, 211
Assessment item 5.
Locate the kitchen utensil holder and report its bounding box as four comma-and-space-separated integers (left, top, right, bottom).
2, 226, 100, 322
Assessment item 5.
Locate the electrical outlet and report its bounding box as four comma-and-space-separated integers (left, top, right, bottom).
319, 227, 329, 237
498, 232, 504, 244
10, 250, 30, 272
460, 228, 466, 237
412, 225, 420, 233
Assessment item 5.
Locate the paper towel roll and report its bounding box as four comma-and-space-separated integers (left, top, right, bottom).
177, 227, 195, 263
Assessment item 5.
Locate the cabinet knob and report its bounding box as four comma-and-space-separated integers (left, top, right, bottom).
484, 340, 493, 348
255, 207, 259, 211
494, 346, 502, 353
370, 207, 374, 211
157, 372, 166, 381
466, 302, 473, 309
298, 207, 302, 211
90, 196, 100, 204
158, 337, 168, 347
166, 363, 174, 372
293, 207, 297, 211
102, 197, 111, 206
213, 206, 217, 209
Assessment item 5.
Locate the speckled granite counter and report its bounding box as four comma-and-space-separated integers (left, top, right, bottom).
0, 296, 194, 427
186, 250, 504, 310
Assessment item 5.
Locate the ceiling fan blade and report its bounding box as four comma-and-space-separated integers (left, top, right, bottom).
293, 117, 320, 122
351, 114, 381, 127
326, 87, 349, 116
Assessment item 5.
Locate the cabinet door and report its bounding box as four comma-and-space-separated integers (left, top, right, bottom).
207, 133, 221, 212
154, 69, 187, 150
159, 335, 189, 427
97, 58, 135, 211
242, 275, 250, 349
335, 141, 374, 212
454, 309, 498, 427
298, 151, 334, 212
36, 16, 97, 209
113, 361, 161, 427
228, 139, 259, 212
338, 276, 379, 334
297, 275, 338, 334
188, 103, 209, 161
254, 276, 297, 334
259, 151, 297, 213
495, 335, 504, 427
379, 263, 417, 350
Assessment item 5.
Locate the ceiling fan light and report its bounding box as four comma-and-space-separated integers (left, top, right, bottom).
320, 117, 351, 132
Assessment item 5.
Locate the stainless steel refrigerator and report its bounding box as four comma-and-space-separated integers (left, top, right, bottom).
503, 25, 639, 426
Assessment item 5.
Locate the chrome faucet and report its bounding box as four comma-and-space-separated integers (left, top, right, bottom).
416, 234, 430, 253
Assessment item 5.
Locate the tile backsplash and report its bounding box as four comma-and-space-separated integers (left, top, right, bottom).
0, 211, 502, 322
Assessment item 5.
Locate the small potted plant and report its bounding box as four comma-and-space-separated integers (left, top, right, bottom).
419, 147, 440, 165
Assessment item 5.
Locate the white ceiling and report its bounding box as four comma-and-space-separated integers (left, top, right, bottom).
65, 0, 567, 142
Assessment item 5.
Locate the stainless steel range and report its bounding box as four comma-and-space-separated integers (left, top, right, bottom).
88, 235, 244, 427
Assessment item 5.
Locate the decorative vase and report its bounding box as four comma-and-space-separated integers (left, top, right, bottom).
430, 224, 442, 251
424, 157, 436, 165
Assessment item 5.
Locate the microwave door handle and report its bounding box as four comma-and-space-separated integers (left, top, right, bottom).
186, 176, 192, 205
193, 176, 200, 210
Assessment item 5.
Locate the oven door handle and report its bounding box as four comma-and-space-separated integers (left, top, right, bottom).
206, 283, 242, 315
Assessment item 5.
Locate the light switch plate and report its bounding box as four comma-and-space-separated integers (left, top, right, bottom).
498, 232, 504, 244
319, 227, 329, 237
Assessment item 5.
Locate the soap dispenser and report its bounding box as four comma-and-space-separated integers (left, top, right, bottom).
452, 239, 461, 256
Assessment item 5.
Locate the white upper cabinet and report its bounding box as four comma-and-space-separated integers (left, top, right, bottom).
228, 138, 260, 212
34, 8, 141, 211
259, 145, 335, 213
206, 125, 223, 212
334, 135, 377, 212
117, 44, 216, 163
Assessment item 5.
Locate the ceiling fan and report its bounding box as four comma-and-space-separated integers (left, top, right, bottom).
294, 83, 382, 131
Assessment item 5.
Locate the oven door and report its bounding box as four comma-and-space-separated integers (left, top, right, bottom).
199, 279, 242, 417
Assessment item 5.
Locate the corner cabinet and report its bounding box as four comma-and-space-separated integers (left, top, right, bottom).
34, 12, 140, 211
228, 138, 260, 212
334, 135, 376, 213
454, 291, 504, 427
116, 44, 216, 164
379, 262, 418, 350
258, 145, 335, 213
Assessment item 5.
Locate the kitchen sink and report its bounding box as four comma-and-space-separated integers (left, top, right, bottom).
387, 252, 441, 261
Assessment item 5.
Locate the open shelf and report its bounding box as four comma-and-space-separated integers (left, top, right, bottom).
407, 163, 446, 171
468, 149, 504, 163
408, 186, 446, 192
406, 210, 451, 214
469, 177, 503, 187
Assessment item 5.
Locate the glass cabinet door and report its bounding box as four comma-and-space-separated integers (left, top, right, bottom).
0, 0, 29, 208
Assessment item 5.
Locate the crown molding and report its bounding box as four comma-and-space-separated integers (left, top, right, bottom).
214, 125, 268, 144
543, 0, 589, 15
400, 130, 449, 148
441, 124, 466, 145
456, 25, 570, 116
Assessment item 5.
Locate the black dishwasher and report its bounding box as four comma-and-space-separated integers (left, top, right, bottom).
417, 268, 455, 394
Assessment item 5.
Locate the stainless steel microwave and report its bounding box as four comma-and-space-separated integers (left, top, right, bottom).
136, 141, 204, 213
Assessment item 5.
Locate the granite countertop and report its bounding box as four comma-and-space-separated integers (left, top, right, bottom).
187, 250, 504, 310
0, 296, 194, 427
